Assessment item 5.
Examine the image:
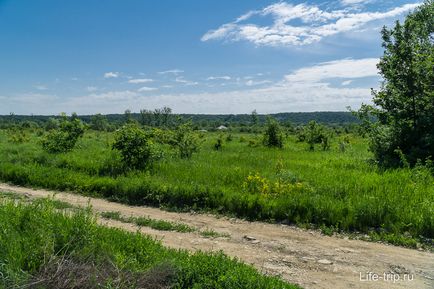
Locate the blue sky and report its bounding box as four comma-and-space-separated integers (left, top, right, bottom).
0, 0, 421, 115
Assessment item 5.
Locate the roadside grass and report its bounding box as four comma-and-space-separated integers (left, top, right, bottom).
101, 210, 194, 233
51, 199, 78, 210
101, 210, 229, 238
0, 199, 298, 289
0, 129, 432, 249
0, 191, 25, 200
200, 228, 231, 239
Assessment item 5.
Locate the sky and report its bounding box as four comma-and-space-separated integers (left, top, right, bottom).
0, 0, 422, 115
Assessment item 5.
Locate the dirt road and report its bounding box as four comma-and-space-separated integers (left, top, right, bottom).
0, 183, 432, 289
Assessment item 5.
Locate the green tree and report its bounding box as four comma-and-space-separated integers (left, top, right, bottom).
263, 117, 284, 148
112, 124, 157, 169
171, 121, 201, 158
250, 109, 259, 126
124, 109, 135, 124
42, 115, 86, 153
44, 117, 60, 131
359, 1, 434, 167
90, 114, 110, 131
214, 134, 224, 151
140, 109, 153, 126
303, 121, 331, 151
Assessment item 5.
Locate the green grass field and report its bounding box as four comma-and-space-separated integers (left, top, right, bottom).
0, 129, 433, 248
0, 198, 297, 288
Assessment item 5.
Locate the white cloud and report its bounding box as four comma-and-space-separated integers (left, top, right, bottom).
175, 76, 199, 86
158, 69, 184, 75
341, 80, 353, 86
1, 58, 380, 115
284, 58, 379, 83
128, 78, 154, 84
86, 86, 98, 92
104, 72, 120, 78
138, 86, 158, 92
89, 90, 138, 101
341, 0, 365, 4
201, 2, 420, 46
207, 76, 231, 81
34, 85, 48, 90
57, 82, 373, 115
245, 79, 272, 86
341, 0, 373, 5
0, 93, 62, 114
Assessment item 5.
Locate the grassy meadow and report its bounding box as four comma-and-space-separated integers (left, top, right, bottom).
0, 129, 433, 248
0, 197, 297, 288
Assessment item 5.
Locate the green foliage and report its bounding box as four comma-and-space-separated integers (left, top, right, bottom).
6, 127, 29, 144
250, 109, 259, 126
263, 117, 284, 148
44, 117, 60, 130
0, 130, 432, 248
171, 121, 201, 159
112, 123, 158, 170
90, 113, 110, 131
0, 200, 297, 289
301, 121, 331, 151
41, 115, 85, 153
214, 134, 224, 151
200, 229, 230, 239
140, 106, 174, 127
359, 1, 434, 167
101, 211, 195, 233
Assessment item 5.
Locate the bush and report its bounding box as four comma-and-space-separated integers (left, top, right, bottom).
303, 121, 331, 151
171, 122, 201, 159
41, 116, 85, 153
112, 124, 158, 170
7, 128, 29, 144
214, 135, 224, 151
90, 113, 111, 131
263, 117, 284, 148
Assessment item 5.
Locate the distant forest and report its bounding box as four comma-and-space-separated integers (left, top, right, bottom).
1, 111, 358, 128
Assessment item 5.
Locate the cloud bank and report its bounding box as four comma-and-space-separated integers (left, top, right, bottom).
202, 2, 420, 46
2, 58, 380, 114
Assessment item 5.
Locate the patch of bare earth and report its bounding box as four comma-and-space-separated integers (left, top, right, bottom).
1, 183, 433, 289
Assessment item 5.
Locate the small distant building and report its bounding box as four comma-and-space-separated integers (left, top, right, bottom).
217, 125, 228, 130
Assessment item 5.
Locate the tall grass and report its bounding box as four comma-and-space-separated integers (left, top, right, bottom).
0, 199, 298, 288
0, 130, 432, 248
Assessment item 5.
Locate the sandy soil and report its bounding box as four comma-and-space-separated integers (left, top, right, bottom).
0, 183, 432, 289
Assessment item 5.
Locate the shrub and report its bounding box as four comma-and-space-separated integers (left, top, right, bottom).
171, 122, 201, 159
112, 123, 158, 170
304, 121, 332, 151
90, 113, 110, 131
41, 116, 85, 153
263, 117, 284, 148
7, 128, 29, 144
214, 135, 224, 151
151, 127, 175, 144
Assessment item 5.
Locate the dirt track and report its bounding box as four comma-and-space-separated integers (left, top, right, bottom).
0, 183, 433, 289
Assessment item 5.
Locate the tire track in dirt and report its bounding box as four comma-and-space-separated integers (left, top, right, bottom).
1, 183, 433, 289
